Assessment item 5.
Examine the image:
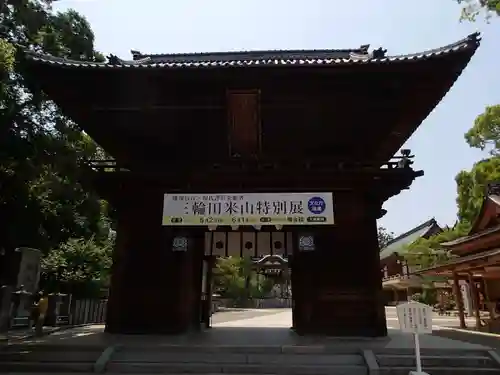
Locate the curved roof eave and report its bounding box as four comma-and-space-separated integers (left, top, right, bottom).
23, 33, 481, 70
379, 218, 440, 260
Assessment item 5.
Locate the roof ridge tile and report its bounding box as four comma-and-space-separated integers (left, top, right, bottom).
23, 33, 480, 70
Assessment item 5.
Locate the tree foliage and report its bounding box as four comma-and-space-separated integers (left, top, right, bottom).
0, 1, 110, 258
455, 105, 500, 225
458, 0, 500, 21
456, 157, 500, 225
409, 103, 500, 272
213, 257, 275, 305
0, 1, 112, 287
465, 105, 500, 155
377, 226, 394, 249
0, 38, 15, 74
41, 236, 113, 297
404, 227, 467, 271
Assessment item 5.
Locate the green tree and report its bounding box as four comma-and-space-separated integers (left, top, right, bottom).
458, 0, 500, 21
0, 0, 110, 267
0, 38, 15, 81
455, 157, 500, 225
377, 226, 394, 249
453, 105, 500, 227
404, 228, 466, 271
41, 237, 113, 298
213, 257, 275, 306
464, 105, 500, 155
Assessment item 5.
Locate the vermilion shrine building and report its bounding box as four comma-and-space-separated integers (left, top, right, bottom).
22, 33, 480, 337
417, 183, 500, 332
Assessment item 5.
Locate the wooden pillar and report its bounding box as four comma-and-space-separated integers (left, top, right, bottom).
202, 256, 215, 329
291, 192, 386, 337
188, 228, 205, 331
105, 186, 202, 334
290, 250, 314, 334
452, 272, 466, 329
438, 289, 445, 310
483, 279, 497, 320
468, 273, 482, 330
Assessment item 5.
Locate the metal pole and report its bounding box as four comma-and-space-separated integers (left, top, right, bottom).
414, 332, 422, 373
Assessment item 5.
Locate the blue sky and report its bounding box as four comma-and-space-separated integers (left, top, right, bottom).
54, 0, 499, 236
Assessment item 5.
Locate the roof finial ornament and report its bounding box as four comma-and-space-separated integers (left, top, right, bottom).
397, 149, 413, 168
130, 50, 143, 60
359, 44, 370, 54
107, 54, 122, 65
468, 31, 481, 43
372, 48, 387, 59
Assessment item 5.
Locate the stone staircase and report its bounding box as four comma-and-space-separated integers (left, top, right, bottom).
107, 345, 368, 374
374, 348, 500, 374
1, 343, 500, 374
0, 343, 105, 372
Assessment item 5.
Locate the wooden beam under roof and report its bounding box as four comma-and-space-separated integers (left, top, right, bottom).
418, 250, 500, 278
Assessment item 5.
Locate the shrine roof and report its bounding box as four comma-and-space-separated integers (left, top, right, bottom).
441, 183, 500, 248
440, 224, 500, 248
380, 218, 441, 260
253, 254, 288, 267
23, 33, 480, 69
415, 247, 500, 276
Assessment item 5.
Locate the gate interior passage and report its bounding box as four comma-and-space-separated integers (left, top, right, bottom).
201, 228, 294, 329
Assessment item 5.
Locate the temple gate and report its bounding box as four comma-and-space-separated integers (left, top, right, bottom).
21, 33, 480, 336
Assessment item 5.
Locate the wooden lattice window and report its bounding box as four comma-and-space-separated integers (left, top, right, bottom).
227, 90, 261, 157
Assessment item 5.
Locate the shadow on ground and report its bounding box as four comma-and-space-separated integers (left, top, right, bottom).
433, 329, 500, 353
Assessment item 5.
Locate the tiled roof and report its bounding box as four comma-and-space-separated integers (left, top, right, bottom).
129, 45, 371, 63
254, 255, 288, 265
440, 223, 500, 247
23, 33, 480, 69
379, 218, 440, 260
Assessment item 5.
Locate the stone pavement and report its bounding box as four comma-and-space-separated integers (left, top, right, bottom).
433, 328, 500, 353
385, 306, 478, 330
213, 308, 490, 350
9, 308, 485, 349
0, 326, 63, 343
0, 309, 277, 345
2, 308, 500, 375
1, 307, 494, 350
211, 308, 285, 325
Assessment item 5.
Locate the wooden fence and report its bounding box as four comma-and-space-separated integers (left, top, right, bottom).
65, 297, 290, 327
68, 298, 107, 325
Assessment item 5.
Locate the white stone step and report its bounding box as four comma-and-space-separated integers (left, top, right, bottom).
0, 361, 94, 372
376, 353, 495, 368
111, 352, 365, 365
378, 367, 500, 375
106, 362, 369, 375
0, 350, 101, 363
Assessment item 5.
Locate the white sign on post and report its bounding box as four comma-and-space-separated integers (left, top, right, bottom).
396, 301, 433, 375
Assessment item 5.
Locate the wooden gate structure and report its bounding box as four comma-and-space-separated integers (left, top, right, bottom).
21, 33, 480, 337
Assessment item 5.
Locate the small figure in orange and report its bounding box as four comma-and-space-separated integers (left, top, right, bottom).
34, 291, 49, 337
